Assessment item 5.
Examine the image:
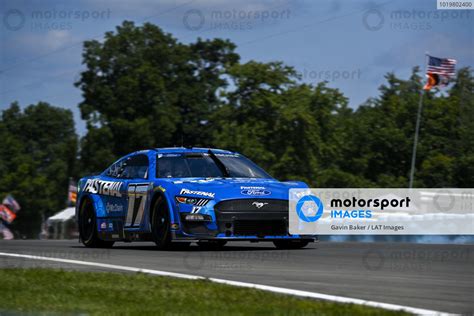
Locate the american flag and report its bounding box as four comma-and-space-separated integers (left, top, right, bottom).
427, 55, 457, 78
2, 194, 21, 213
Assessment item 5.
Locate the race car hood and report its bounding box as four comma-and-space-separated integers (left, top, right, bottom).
161, 177, 308, 200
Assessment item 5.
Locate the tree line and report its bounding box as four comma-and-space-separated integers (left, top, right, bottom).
1, 21, 472, 237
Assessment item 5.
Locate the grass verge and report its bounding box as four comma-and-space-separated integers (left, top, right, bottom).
0, 268, 410, 315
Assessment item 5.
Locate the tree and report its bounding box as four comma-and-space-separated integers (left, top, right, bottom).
448, 68, 474, 187
340, 67, 473, 188
76, 21, 238, 174
210, 62, 354, 186
0, 102, 77, 238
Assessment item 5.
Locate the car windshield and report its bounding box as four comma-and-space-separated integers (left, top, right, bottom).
156, 153, 272, 179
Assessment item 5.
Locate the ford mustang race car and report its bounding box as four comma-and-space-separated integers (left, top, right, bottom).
76, 147, 313, 249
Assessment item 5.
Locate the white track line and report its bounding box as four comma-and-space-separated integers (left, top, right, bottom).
0, 251, 448, 316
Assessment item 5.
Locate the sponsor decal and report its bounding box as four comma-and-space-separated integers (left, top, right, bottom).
99, 220, 114, 232
174, 179, 216, 184
106, 202, 124, 213
100, 221, 107, 231
84, 179, 122, 197
241, 186, 271, 196
125, 183, 150, 228
180, 188, 215, 198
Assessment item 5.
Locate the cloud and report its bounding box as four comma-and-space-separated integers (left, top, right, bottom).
373, 32, 474, 71
11, 29, 76, 53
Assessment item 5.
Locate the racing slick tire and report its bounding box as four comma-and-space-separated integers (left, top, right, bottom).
273, 240, 309, 249
197, 240, 227, 250
79, 198, 114, 248
151, 196, 173, 249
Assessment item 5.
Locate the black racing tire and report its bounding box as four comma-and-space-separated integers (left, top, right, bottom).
273, 240, 310, 249
197, 240, 227, 250
79, 198, 114, 248
150, 196, 173, 249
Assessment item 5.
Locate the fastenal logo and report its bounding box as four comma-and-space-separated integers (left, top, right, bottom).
296, 195, 324, 222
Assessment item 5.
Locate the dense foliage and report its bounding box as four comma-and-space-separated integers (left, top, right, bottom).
1, 21, 472, 236
0, 103, 77, 237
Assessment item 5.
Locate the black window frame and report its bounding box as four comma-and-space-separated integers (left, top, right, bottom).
155, 152, 272, 179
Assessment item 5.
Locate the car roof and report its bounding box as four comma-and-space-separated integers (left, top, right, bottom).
153, 147, 235, 154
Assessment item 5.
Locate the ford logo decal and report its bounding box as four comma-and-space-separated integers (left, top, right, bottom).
241, 189, 271, 196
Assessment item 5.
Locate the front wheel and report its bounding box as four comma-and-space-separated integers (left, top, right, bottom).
151, 197, 173, 249
273, 240, 309, 249
79, 199, 114, 248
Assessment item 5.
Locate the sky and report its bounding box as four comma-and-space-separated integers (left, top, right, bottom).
1, 0, 473, 135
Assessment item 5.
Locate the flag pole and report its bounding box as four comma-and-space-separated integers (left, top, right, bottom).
409, 53, 429, 188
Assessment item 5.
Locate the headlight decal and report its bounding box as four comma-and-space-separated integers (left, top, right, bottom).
175, 196, 210, 206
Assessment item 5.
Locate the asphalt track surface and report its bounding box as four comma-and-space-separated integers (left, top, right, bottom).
0, 240, 472, 314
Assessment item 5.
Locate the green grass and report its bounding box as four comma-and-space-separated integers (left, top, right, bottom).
0, 269, 409, 315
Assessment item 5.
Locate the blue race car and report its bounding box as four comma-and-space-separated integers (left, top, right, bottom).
76, 147, 313, 249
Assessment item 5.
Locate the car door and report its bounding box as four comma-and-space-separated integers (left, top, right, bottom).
119, 154, 152, 230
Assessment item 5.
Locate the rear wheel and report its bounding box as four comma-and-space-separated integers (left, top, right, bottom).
151, 197, 173, 249
273, 240, 309, 249
79, 199, 114, 248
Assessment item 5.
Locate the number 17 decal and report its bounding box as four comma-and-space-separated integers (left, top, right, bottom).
125, 183, 150, 228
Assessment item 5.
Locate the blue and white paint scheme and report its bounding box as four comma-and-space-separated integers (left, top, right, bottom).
76, 147, 313, 249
